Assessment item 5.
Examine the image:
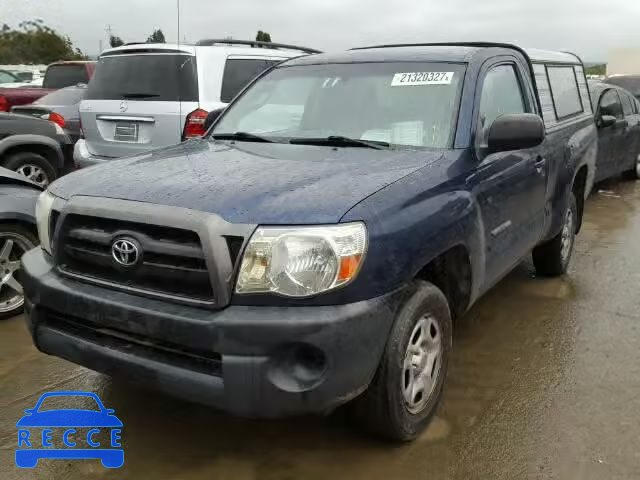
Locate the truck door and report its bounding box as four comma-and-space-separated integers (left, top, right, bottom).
470, 60, 546, 285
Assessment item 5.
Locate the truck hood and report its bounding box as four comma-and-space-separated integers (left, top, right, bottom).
50, 139, 441, 224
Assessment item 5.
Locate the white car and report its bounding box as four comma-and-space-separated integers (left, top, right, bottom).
74, 39, 320, 167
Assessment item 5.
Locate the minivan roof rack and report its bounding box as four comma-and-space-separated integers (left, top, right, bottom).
195, 39, 321, 54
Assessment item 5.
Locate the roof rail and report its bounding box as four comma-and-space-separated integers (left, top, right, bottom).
351, 41, 531, 52
195, 39, 321, 54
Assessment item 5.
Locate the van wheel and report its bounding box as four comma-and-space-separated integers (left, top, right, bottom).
533, 192, 577, 276
3, 152, 57, 188
623, 153, 640, 180
352, 280, 452, 441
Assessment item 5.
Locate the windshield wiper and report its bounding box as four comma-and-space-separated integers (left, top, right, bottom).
120, 93, 160, 99
212, 132, 274, 143
289, 135, 389, 149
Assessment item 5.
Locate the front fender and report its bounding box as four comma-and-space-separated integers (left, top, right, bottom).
0, 185, 39, 225
343, 174, 484, 305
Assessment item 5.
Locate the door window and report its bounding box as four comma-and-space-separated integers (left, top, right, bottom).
599, 90, 624, 119
478, 64, 526, 142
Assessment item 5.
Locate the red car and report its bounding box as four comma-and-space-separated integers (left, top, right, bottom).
0, 61, 95, 112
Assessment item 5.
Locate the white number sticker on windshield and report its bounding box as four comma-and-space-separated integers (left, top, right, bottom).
391, 72, 454, 86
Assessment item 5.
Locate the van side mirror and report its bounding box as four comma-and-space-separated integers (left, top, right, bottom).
598, 115, 617, 128
487, 113, 545, 154
204, 108, 225, 131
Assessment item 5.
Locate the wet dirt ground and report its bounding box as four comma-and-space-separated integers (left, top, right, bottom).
2, 180, 640, 479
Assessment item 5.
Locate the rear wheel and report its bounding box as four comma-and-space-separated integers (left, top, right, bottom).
623, 153, 640, 180
352, 280, 452, 441
532, 192, 577, 276
0, 224, 37, 320
2, 151, 57, 188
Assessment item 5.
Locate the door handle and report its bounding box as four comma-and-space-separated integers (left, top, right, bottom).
534, 157, 546, 174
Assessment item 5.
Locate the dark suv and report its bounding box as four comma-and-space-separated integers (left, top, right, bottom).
22, 43, 596, 441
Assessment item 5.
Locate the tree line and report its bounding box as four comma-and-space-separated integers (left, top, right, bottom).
0, 20, 86, 64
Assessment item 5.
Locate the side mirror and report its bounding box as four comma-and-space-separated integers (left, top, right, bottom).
204, 108, 225, 131
598, 115, 617, 128
487, 113, 545, 154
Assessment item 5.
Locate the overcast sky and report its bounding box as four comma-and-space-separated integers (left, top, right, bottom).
4, 0, 640, 62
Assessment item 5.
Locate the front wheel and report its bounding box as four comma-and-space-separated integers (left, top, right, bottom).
532, 192, 577, 276
352, 280, 452, 441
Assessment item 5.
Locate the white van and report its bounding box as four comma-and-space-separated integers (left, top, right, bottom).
74, 40, 319, 167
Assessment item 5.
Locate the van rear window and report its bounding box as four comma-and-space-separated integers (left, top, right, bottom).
546, 66, 583, 120
86, 54, 198, 102
43, 65, 89, 89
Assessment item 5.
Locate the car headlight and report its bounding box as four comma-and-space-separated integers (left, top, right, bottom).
35, 191, 56, 254
236, 222, 367, 297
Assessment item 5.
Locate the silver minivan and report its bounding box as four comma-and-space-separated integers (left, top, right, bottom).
74, 40, 319, 167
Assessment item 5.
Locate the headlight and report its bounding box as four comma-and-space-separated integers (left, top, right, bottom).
35, 191, 56, 254
236, 222, 367, 297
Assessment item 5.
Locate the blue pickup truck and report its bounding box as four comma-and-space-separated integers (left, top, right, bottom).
21, 43, 596, 441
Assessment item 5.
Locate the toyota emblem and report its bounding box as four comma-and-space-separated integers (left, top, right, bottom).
111, 238, 140, 267
119, 100, 128, 112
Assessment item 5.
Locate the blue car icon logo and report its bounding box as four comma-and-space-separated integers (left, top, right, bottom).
16, 391, 123, 468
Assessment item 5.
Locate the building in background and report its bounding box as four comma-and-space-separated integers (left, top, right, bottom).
608, 49, 640, 76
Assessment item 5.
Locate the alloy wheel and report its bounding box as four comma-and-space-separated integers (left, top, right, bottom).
15, 164, 50, 188
0, 233, 34, 315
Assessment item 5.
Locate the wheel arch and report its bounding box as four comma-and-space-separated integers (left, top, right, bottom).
0, 135, 64, 171
414, 244, 473, 320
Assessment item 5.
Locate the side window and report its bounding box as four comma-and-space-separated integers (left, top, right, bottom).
621, 92, 635, 116
599, 90, 624, 119
220, 58, 280, 103
478, 64, 525, 139
546, 65, 583, 119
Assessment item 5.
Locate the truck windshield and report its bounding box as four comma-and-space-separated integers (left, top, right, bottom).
212, 62, 466, 149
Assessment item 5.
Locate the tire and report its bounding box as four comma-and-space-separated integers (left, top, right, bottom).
0, 224, 38, 320
2, 151, 58, 188
622, 153, 640, 180
532, 192, 577, 276
352, 280, 452, 441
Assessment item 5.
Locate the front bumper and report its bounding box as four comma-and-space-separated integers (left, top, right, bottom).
21, 248, 398, 417
73, 140, 116, 168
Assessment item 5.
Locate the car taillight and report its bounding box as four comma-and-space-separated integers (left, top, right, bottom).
183, 108, 209, 139
42, 112, 65, 128
0, 96, 8, 112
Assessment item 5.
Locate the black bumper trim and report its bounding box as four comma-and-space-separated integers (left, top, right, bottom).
22, 248, 400, 417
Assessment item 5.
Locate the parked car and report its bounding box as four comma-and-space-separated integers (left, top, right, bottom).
589, 82, 640, 183
0, 69, 25, 87
603, 74, 640, 101
22, 43, 596, 441
0, 61, 95, 112
74, 39, 320, 167
0, 166, 40, 320
12, 85, 86, 144
0, 112, 74, 186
